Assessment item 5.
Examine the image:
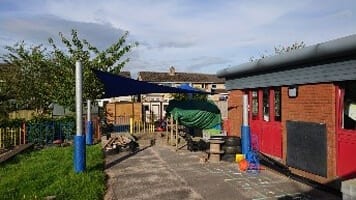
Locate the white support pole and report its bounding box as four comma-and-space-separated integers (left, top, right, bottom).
241, 94, 250, 155
74, 61, 85, 172
87, 99, 91, 121
76, 61, 83, 136
243, 94, 248, 126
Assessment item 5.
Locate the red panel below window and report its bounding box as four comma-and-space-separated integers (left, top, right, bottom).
250, 120, 282, 158
337, 131, 356, 177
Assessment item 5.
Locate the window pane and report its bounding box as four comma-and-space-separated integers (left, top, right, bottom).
274, 88, 281, 121
343, 81, 356, 130
252, 91, 259, 120
263, 88, 270, 122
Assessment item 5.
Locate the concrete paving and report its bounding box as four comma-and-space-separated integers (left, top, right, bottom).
104, 138, 341, 200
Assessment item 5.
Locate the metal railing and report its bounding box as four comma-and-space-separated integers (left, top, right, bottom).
108, 115, 156, 134
26, 121, 75, 144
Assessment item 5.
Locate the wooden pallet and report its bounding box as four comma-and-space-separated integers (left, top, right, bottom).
0, 143, 33, 164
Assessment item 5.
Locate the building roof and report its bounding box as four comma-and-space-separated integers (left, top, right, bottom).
139, 67, 224, 83
216, 34, 356, 90
217, 34, 356, 78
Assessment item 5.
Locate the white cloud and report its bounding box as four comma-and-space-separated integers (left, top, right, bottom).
1, 0, 356, 74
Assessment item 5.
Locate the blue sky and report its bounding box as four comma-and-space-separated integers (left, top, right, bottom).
1, 0, 355, 76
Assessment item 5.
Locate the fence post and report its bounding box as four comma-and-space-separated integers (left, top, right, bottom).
12, 128, 16, 146
175, 119, 178, 151
143, 121, 146, 133
21, 122, 26, 144
130, 117, 133, 134
170, 114, 173, 145
0, 128, 3, 148
18, 127, 21, 145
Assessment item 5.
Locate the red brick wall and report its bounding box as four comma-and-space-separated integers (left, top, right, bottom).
227, 90, 245, 137
282, 83, 337, 184
228, 83, 337, 184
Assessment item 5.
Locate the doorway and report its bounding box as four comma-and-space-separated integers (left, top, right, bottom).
336, 81, 356, 177
249, 88, 282, 158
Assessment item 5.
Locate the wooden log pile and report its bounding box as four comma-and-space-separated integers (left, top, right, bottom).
104, 135, 138, 153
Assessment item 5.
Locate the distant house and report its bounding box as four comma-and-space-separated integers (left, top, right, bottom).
217, 34, 356, 189
138, 66, 227, 122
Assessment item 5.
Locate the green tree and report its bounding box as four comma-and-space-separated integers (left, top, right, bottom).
1, 29, 137, 112
1, 42, 55, 113
48, 29, 138, 110
0, 63, 19, 119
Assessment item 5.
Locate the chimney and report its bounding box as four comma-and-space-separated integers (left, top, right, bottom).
169, 66, 175, 76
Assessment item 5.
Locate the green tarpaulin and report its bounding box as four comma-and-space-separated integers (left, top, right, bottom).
166, 100, 221, 129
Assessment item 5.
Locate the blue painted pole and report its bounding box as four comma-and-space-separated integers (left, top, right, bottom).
74, 135, 86, 172
86, 121, 93, 145
74, 61, 86, 173
241, 94, 251, 155
86, 99, 93, 145
241, 126, 251, 154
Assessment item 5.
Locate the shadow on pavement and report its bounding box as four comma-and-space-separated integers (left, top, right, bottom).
105, 144, 152, 170
258, 152, 355, 200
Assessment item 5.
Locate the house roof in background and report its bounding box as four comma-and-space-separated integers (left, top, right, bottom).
138, 66, 224, 83
118, 71, 131, 78
138, 71, 225, 83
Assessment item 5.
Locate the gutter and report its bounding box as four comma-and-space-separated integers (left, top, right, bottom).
217, 34, 356, 78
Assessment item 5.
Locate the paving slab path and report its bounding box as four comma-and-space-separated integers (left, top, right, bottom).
104, 140, 341, 200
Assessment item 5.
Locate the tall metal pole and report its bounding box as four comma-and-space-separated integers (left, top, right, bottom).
86, 99, 93, 145
241, 94, 251, 155
87, 100, 91, 121
243, 95, 249, 126
74, 61, 86, 172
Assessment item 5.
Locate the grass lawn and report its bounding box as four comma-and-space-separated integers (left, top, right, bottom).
0, 144, 106, 200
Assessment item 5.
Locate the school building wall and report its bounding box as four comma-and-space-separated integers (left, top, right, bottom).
227, 90, 244, 137
281, 83, 337, 184
228, 83, 338, 184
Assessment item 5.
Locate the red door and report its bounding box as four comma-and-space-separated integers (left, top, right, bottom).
249, 88, 282, 158
336, 82, 356, 178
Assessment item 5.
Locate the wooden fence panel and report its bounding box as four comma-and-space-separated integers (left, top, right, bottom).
0, 127, 22, 149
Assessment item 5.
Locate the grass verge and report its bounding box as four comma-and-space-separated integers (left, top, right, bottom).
0, 144, 105, 200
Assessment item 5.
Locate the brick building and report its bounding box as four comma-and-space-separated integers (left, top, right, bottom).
217, 34, 356, 189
